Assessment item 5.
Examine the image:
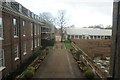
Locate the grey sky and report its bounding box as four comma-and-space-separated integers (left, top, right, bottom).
16, 0, 113, 27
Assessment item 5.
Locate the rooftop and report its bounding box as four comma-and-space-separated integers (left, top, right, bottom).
66, 28, 112, 36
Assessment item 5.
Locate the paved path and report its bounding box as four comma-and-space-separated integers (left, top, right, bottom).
33, 42, 85, 78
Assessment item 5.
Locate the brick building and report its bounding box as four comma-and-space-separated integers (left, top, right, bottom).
0, 1, 53, 79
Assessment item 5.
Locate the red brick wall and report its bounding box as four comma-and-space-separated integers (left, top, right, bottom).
2, 10, 41, 77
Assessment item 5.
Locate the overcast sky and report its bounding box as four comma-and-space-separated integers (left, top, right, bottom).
16, 0, 113, 27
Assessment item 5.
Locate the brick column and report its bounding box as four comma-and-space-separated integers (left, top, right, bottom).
110, 0, 120, 79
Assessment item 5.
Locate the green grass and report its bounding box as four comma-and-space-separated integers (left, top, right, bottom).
64, 41, 74, 49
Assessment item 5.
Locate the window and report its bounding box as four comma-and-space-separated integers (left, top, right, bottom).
32, 13, 34, 18
31, 40, 33, 50
38, 26, 39, 35
19, 4, 22, 13
38, 38, 39, 46
36, 25, 38, 35
28, 10, 30, 17
14, 44, 19, 61
23, 41, 27, 55
35, 39, 37, 48
31, 23, 33, 36
13, 18, 18, 37
23, 21, 25, 36
0, 18, 3, 38
0, 49, 5, 68
34, 24, 36, 35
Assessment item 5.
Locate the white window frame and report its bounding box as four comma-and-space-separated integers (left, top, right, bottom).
19, 4, 22, 13
23, 41, 27, 55
13, 18, 18, 38
22, 21, 25, 36
31, 23, 33, 36
34, 24, 36, 35
38, 26, 39, 35
14, 44, 19, 61
0, 17, 3, 40
0, 49, 5, 71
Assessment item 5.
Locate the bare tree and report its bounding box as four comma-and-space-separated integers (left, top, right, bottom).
39, 12, 55, 26
39, 12, 56, 40
56, 10, 68, 42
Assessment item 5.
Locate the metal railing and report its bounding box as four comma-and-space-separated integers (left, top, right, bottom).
72, 42, 108, 80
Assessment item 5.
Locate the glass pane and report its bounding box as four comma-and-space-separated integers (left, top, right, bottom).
0, 49, 3, 67
14, 45, 18, 57
0, 28, 2, 37
0, 18, 2, 27
23, 21, 25, 26
0, 60, 2, 66
0, 17, 2, 37
13, 18, 16, 26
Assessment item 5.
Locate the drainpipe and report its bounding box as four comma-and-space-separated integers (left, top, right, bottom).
33, 22, 35, 53
18, 16, 22, 64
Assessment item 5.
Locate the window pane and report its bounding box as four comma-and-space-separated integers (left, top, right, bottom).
13, 18, 18, 36
23, 41, 26, 52
13, 18, 16, 26
14, 45, 19, 58
35, 24, 36, 35
31, 23, 33, 35
23, 21, 25, 26
0, 17, 3, 37
0, 49, 3, 67
38, 38, 39, 46
23, 21, 25, 35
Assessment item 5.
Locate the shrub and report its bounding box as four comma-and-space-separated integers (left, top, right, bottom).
84, 70, 95, 79
70, 49, 75, 54
23, 67, 35, 79
73, 50, 82, 61
27, 66, 35, 72
83, 66, 91, 72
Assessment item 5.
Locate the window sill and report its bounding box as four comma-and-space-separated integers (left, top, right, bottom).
0, 67, 6, 71
15, 57, 19, 61
14, 36, 18, 38
0, 37, 4, 40
31, 48, 33, 50
23, 52, 27, 55
23, 35, 26, 37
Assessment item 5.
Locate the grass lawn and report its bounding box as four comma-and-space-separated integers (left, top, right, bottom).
64, 41, 74, 49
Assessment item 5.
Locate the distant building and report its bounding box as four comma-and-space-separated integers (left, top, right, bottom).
65, 28, 112, 40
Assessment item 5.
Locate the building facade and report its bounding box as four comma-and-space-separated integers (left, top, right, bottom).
66, 28, 112, 40
0, 1, 52, 79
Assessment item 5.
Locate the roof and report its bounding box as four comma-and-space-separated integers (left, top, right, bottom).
66, 28, 112, 36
